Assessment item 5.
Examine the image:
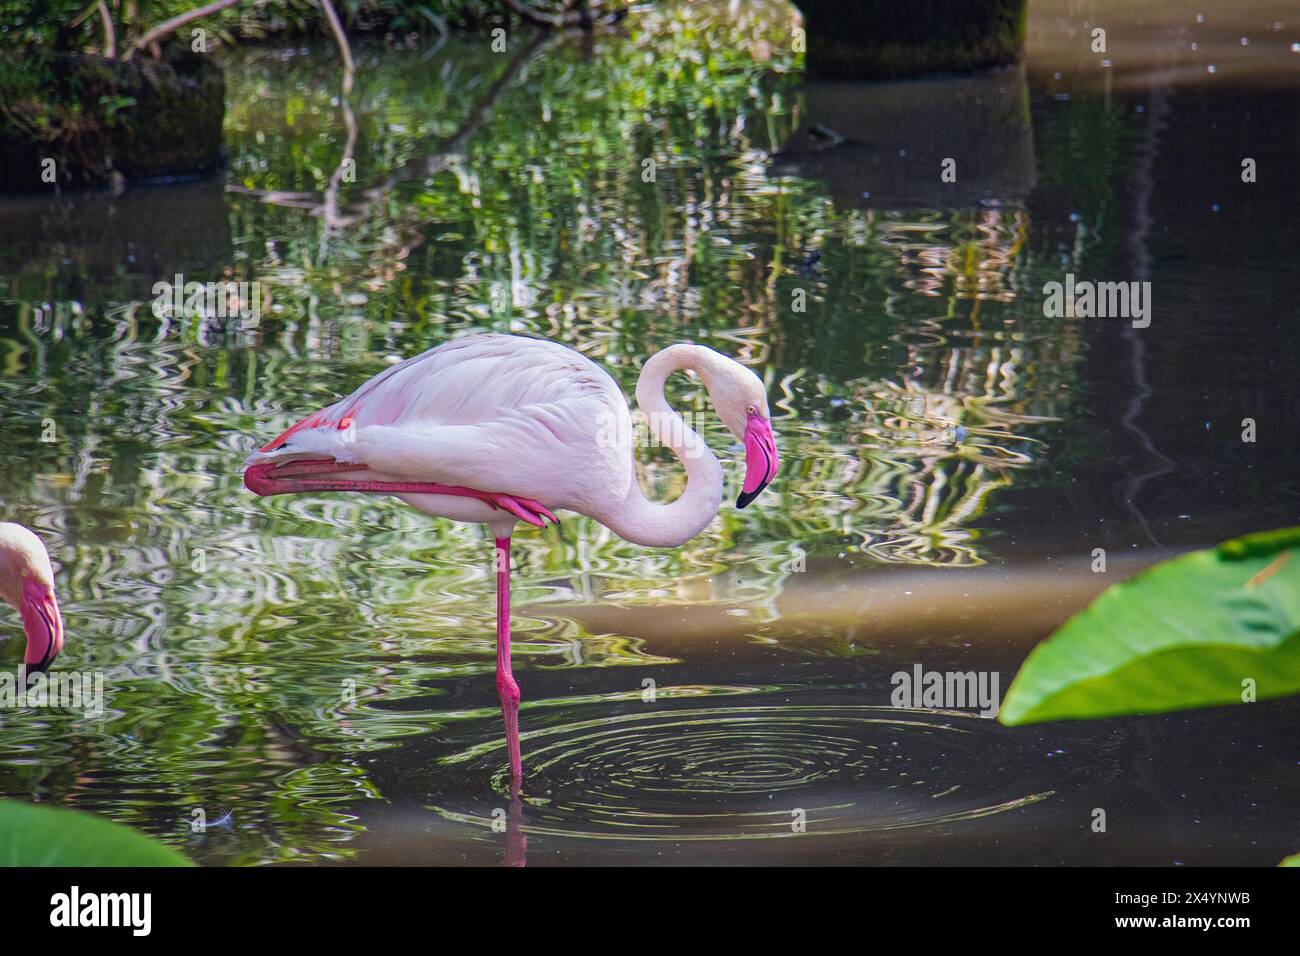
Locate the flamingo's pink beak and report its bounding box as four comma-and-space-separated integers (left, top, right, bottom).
20, 578, 63, 674
737, 413, 779, 508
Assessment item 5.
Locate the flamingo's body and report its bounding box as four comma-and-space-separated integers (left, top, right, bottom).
0, 522, 64, 674
244, 333, 779, 781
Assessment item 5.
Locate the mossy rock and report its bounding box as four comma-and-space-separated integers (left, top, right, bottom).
0, 46, 225, 191
795, 0, 1028, 79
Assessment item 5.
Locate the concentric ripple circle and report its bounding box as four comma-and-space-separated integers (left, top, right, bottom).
428, 704, 1071, 841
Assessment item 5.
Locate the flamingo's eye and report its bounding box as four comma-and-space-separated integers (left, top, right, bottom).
746, 405, 756, 416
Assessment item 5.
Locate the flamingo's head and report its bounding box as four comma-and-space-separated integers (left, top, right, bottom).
0, 523, 64, 674
711, 362, 780, 509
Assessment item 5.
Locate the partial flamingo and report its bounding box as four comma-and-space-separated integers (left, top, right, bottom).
0, 523, 65, 674
242, 333, 780, 784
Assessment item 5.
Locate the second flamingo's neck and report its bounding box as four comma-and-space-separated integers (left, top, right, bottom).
597, 346, 725, 548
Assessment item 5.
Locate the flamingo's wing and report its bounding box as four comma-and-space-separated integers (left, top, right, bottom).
244, 334, 631, 508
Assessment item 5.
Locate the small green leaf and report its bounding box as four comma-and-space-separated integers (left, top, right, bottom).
1281, 852, 1300, 867
999, 529, 1300, 725
0, 800, 194, 867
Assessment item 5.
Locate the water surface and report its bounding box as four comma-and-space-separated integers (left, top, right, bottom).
1, 0, 1297, 865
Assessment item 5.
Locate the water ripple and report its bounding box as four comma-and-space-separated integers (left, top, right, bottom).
430, 703, 1065, 841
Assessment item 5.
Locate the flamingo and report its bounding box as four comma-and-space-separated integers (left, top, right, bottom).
243, 333, 780, 783
0, 522, 65, 675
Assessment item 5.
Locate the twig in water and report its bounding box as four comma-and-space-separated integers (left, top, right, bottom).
317, 0, 356, 96
808, 123, 847, 150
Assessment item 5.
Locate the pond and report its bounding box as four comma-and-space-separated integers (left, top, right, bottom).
0, 0, 1297, 865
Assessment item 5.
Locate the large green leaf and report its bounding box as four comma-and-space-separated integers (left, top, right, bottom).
0, 800, 193, 867
999, 528, 1300, 725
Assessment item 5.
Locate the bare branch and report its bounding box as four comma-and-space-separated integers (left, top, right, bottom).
317, 0, 356, 96
70, 1, 99, 29
97, 1, 116, 58
503, 0, 581, 28
123, 0, 241, 60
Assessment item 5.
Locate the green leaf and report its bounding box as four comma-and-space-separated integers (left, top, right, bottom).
1281, 853, 1300, 867
0, 800, 194, 867
999, 528, 1300, 725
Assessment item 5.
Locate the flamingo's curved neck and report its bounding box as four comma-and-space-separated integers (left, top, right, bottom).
599, 346, 726, 547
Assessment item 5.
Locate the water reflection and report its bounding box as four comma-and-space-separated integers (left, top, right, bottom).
772, 66, 1036, 208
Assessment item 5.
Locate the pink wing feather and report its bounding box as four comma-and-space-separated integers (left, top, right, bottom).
246, 334, 631, 512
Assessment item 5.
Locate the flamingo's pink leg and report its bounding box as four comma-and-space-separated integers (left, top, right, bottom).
506, 777, 527, 867
495, 536, 523, 785
244, 460, 558, 527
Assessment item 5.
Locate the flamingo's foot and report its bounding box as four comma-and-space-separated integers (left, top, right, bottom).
485, 494, 559, 528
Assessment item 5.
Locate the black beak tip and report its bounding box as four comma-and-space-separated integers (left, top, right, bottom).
24, 658, 52, 678
736, 488, 761, 509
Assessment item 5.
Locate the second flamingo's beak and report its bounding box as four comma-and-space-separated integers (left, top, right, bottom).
737, 414, 780, 509
20, 579, 63, 675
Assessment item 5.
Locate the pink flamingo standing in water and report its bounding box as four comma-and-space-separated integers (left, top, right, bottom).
243, 333, 779, 783
0, 522, 65, 675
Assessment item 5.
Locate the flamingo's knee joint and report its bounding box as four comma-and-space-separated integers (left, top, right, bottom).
496, 673, 521, 706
